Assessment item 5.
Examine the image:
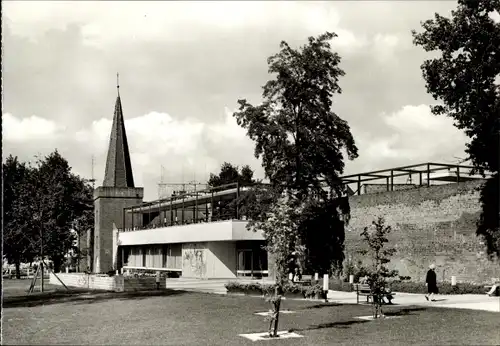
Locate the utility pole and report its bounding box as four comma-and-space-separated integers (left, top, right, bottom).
90, 155, 96, 190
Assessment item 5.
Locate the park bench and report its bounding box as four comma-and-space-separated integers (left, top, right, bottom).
293, 280, 312, 286
353, 283, 395, 304
484, 278, 499, 296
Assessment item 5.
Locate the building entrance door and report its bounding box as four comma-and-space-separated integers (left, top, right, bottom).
237, 250, 253, 277
236, 248, 268, 278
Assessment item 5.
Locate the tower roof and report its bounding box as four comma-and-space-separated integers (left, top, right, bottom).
102, 78, 135, 188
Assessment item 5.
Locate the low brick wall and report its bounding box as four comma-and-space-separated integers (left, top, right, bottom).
124, 277, 166, 291
49, 273, 124, 292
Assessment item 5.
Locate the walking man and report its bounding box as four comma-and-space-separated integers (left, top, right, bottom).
425, 264, 438, 301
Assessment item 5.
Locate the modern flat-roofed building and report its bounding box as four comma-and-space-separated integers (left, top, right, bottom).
92, 85, 269, 279
117, 183, 269, 279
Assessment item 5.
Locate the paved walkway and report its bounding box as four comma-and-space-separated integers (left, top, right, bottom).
326, 290, 500, 313
164, 278, 500, 313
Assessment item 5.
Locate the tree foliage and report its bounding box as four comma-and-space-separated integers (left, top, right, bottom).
207, 162, 255, 220
247, 194, 304, 337
259, 195, 305, 287
412, 0, 500, 258
360, 217, 398, 319
2, 151, 94, 274
3, 155, 37, 278
298, 197, 350, 276
233, 32, 358, 200
234, 32, 357, 273
208, 161, 255, 187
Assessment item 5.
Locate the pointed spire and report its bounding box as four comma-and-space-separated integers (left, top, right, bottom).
102, 76, 135, 188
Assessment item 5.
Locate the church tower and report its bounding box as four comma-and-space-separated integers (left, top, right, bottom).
93, 76, 144, 273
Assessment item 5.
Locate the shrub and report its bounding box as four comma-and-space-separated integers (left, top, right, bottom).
261, 284, 276, 296
225, 282, 318, 298
245, 283, 262, 292
225, 281, 247, 292
342, 260, 356, 281
304, 284, 325, 298
283, 283, 303, 294
341, 261, 370, 283
225, 280, 486, 296
328, 280, 352, 292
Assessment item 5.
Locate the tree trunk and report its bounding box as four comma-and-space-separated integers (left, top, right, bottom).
53, 256, 63, 273
268, 285, 282, 338
14, 260, 21, 279
273, 297, 281, 337
372, 295, 383, 319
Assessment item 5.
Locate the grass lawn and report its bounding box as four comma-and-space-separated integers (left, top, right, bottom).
2, 280, 500, 345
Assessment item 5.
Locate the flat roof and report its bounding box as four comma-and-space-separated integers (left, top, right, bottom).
126, 186, 250, 214
424, 171, 488, 182
338, 162, 490, 185
127, 162, 491, 213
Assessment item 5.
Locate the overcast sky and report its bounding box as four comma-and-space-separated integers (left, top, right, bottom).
3, 1, 481, 201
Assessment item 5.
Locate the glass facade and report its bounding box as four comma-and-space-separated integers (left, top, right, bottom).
236, 241, 268, 278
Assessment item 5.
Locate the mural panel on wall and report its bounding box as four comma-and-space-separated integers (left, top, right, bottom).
183, 243, 207, 278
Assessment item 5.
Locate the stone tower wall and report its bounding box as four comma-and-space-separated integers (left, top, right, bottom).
94, 186, 143, 273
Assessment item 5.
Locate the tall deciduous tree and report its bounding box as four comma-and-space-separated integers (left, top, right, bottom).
412, 0, 500, 258
234, 32, 358, 200
3, 155, 37, 278
31, 151, 94, 272
233, 32, 358, 337
3, 151, 94, 274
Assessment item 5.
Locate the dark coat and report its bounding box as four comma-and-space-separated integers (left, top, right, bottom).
426, 269, 438, 293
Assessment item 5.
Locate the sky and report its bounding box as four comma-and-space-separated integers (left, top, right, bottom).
3, 1, 488, 201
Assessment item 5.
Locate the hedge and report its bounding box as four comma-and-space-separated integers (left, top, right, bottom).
327, 279, 486, 295
226, 280, 487, 296
225, 281, 326, 299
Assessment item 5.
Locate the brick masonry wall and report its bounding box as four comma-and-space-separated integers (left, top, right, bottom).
94, 187, 143, 273
124, 277, 166, 291
346, 180, 500, 284
363, 184, 417, 194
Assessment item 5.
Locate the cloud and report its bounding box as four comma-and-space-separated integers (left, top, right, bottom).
3, 1, 471, 199
4, 108, 261, 200
372, 33, 400, 62
352, 104, 468, 172
2, 113, 66, 142
4, 103, 469, 200
4, 1, 368, 54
